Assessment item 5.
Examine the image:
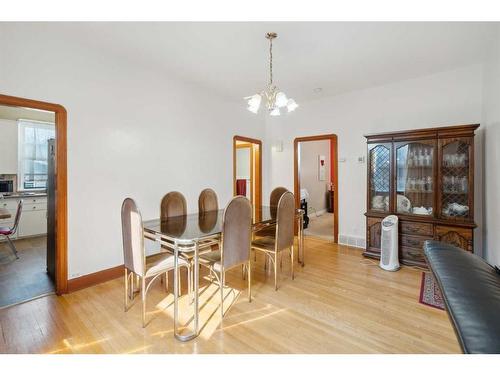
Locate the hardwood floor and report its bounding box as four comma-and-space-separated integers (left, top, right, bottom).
0, 238, 460, 353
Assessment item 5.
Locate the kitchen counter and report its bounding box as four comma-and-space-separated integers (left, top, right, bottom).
0, 192, 47, 199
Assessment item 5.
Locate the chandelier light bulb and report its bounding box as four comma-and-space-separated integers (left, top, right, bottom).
247, 104, 260, 114
244, 32, 298, 116
247, 94, 261, 108
270, 107, 280, 116
286, 98, 298, 112
275, 91, 288, 108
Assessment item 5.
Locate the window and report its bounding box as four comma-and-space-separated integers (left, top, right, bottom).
18, 120, 55, 190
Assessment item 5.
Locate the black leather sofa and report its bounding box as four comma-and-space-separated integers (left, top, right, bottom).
423, 240, 500, 354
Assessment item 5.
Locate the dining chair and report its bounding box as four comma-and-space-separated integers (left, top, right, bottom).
199, 195, 252, 320
161, 191, 187, 219
198, 188, 218, 213
270, 186, 289, 210
0, 200, 23, 259
160, 191, 188, 252
121, 197, 191, 328
252, 191, 295, 290
254, 186, 288, 239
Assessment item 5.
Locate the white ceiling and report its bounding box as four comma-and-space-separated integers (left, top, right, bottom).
10, 22, 500, 101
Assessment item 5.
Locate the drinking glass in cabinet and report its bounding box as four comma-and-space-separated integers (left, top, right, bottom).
441, 140, 471, 218
396, 143, 434, 216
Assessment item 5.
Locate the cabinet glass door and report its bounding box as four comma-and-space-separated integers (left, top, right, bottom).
368, 144, 391, 212
440, 138, 472, 220
395, 141, 435, 216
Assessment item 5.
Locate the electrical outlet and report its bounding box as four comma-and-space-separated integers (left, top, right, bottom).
358, 156, 366, 163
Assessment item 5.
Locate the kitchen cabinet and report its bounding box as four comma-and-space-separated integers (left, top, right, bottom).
0, 195, 47, 239
18, 209, 47, 237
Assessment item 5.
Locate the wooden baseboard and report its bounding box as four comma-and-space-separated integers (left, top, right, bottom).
67, 265, 124, 293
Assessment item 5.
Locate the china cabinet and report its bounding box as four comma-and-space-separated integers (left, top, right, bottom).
364, 124, 479, 267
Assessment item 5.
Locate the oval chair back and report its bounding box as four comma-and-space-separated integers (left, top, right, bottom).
275, 191, 295, 251
222, 196, 252, 269
11, 199, 23, 233
161, 191, 187, 220
269, 186, 288, 218
121, 198, 145, 277
198, 188, 218, 213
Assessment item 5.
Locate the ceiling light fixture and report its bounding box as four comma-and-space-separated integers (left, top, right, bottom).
244, 32, 298, 116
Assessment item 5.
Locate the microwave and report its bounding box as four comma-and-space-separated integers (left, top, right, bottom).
0, 180, 14, 193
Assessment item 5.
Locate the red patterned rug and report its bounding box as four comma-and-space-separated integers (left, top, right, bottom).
419, 272, 445, 310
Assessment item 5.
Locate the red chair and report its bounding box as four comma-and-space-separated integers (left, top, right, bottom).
0, 200, 23, 259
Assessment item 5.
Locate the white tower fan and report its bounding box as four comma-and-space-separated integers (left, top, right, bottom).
380, 215, 400, 271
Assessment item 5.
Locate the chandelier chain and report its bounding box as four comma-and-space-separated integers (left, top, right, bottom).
269, 37, 273, 85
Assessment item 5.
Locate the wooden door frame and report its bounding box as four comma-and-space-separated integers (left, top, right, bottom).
0, 93, 68, 295
233, 135, 262, 208
294, 134, 339, 243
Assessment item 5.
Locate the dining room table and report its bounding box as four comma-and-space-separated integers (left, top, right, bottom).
142, 204, 305, 342
0, 207, 11, 220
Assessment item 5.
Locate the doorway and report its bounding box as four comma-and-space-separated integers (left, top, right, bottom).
294, 134, 338, 243
0, 94, 67, 302
233, 136, 262, 215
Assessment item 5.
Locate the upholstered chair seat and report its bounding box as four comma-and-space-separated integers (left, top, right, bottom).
0, 227, 11, 235
250, 237, 277, 252
145, 253, 189, 277
199, 250, 223, 272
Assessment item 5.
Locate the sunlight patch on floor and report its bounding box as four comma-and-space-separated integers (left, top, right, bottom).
149, 281, 243, 339
46, 338, 109, 354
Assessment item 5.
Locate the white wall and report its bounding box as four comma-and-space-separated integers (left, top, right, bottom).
481, 25, 500, 266
299, 140, 330, 213
265, 65, 483, 245
0, 24, 264, 278
236, 148, 251, 179
0, 119, 18, 175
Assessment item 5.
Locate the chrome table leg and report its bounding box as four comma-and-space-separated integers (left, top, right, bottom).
173, 241, 199, 342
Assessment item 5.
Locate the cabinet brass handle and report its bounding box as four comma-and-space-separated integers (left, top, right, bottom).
407, 239, 420, 246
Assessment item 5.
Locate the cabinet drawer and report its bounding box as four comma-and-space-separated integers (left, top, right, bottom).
18, 210, 47, 237
0, 199, 19, 210
22, 197, 47, 205
23, 203, 47, 212
400, 221, 433, 236
401, 246, 426, 263
400, 234, 433, 250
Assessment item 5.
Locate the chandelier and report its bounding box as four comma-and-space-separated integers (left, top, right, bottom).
244, 32, 298, 116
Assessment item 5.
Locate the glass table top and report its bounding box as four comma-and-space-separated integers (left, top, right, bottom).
143, 205, 300, 241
